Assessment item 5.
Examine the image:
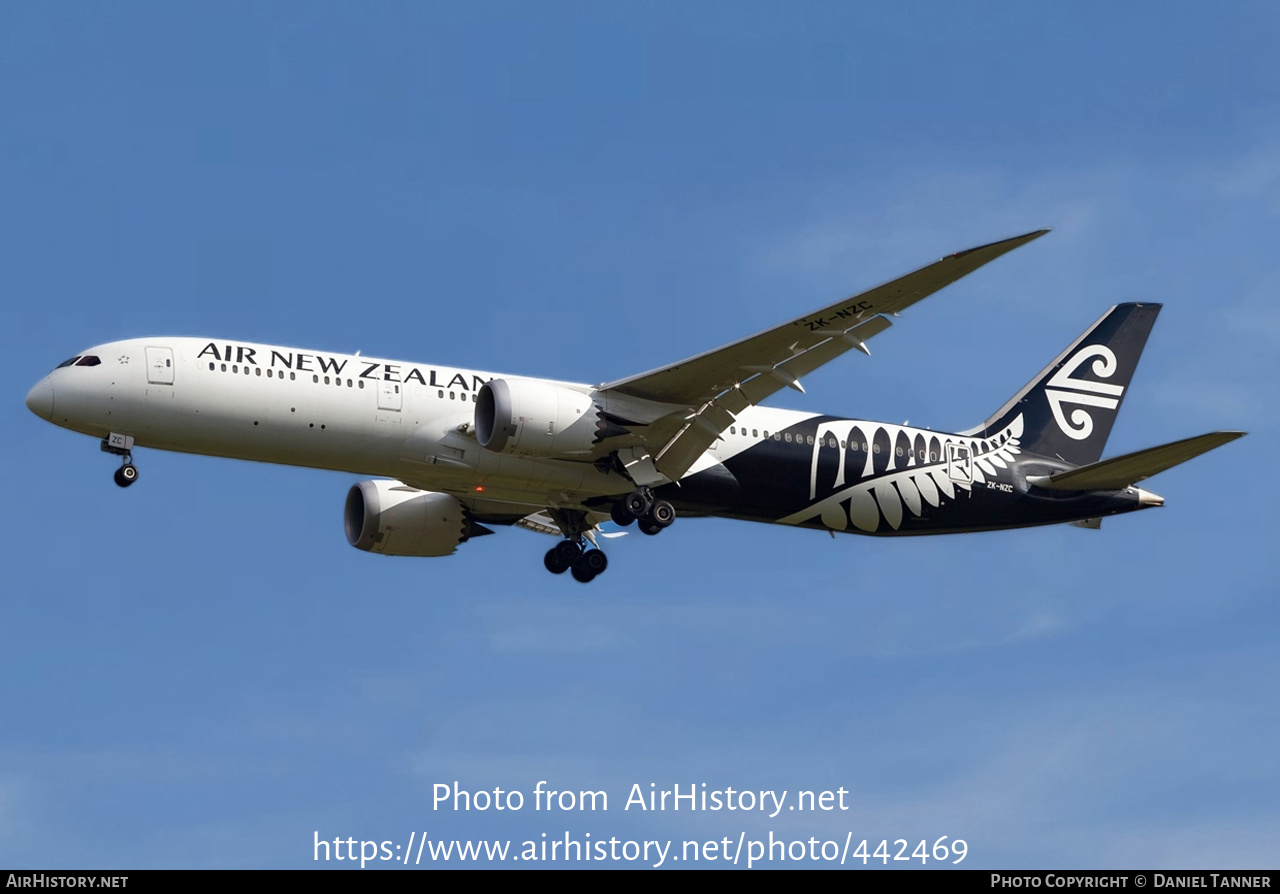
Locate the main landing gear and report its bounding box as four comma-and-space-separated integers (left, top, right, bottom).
538, 491, 677, 584
101, 434, 139, 489
609, 488, 675, 537
542, 508, 610, 584
543, 539, 609, 583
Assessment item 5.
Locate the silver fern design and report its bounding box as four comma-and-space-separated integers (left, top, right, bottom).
785, 415, 1025, 532
1045, 344, 1124, 440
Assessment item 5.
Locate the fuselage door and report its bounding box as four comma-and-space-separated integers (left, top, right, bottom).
947, 442, 972, 483
145, 347, 174, 385
378, 380, 402, 411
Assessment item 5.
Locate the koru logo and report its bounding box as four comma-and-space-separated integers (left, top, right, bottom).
1045, 345, 1124, 440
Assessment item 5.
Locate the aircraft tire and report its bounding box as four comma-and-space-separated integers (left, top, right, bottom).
553, 540, 582, 564
639, 520, 662, 536
650, 500, 675, 527
114, 465, 138, 488
579, 549, 608, 576
624, 491, 651, 518
610, 502, 635, 526
570, 564, 596, 583
544, 547, 570, 574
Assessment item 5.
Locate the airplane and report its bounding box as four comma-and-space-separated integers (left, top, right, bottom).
24, 229, 1244, 583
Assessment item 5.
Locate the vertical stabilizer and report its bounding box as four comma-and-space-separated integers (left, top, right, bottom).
963, 303, 1161, 466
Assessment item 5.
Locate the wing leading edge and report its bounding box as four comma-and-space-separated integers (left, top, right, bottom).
599, 229, 1049, 481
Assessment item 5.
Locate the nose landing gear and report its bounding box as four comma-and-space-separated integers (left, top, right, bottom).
101, 433, 139, 488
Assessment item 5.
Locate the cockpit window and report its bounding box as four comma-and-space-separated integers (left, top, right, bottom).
75, 355, 101, 367
55, 356, 81, 369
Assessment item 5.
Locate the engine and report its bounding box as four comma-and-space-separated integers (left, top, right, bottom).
344, 480, 470, 557
475, 378, 600, 458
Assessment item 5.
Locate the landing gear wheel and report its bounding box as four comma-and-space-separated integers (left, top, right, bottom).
578, 549, 608, 576
544, 547, 570, 575
114, 463, 138, 488
553, 540, 582, 564
639, 519, 662, 536
650, 499, 675, 527
545, 539, 586, 575
610, 501, 636, 527
570, 548, 608, 584
623, 491, 652, 519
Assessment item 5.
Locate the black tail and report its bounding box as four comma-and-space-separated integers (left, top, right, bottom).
964, 303, 1161, 466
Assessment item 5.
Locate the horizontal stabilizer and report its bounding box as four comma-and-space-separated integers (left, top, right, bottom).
1030, 431, 1245, 491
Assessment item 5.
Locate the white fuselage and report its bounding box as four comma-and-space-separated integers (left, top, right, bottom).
26, 337, 825, 515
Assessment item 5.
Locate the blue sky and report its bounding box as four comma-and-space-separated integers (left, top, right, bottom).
3, 2, 1277, 869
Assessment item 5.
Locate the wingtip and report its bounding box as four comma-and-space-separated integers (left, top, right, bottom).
951, 228, 1051, 260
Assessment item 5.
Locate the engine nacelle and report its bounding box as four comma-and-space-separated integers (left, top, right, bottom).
344, 480, 469, 557
475, 378, 600, 458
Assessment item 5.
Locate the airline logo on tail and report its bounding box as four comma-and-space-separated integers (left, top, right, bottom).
1045, 345, 1124, 440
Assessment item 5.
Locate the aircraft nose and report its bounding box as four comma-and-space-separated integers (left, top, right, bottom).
25, 377, 54, 421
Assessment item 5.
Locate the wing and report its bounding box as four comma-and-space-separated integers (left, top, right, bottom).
598, 229, 1049, 482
